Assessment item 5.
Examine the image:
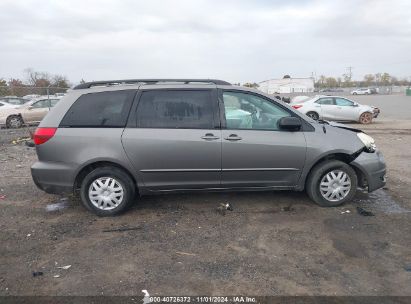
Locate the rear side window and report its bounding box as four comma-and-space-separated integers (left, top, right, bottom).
136, 90, 214, 129
60, 90, 134, 127
317, 98, 334, 105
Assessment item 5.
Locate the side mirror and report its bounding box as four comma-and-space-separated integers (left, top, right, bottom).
353, 102, 359, 107
28, 106, 33, 110
278, 117, 302, 131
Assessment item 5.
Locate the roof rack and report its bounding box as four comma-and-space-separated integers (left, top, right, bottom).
73, 79, 231, 90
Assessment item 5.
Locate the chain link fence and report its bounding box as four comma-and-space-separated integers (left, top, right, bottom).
0, 86, 69, 98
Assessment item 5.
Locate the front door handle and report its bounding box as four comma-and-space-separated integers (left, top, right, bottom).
224, 134, 242, 141
201, 133, 220, 140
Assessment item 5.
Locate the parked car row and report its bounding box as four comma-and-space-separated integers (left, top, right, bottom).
351, 88, 378, 95
0, 96, 62, 128
291, 95, 380, 124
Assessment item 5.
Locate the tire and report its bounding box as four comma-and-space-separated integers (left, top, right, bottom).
6, 115, 24, 128
80, 166, 136, 216
306, 111, 319, 120
306, 160, 357, 207
359, 112, 373, 124
352, 92, 357, 95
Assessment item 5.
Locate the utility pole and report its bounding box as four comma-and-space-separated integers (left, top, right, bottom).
346, 66, 353, 79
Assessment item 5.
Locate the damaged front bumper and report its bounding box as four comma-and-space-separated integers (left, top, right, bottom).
350, 149, 386, 192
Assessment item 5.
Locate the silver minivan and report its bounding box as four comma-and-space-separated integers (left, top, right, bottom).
31, 79, 386, 216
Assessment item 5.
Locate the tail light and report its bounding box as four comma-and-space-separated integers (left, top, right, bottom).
292, 104, 303, 109
33, 128, 57, 145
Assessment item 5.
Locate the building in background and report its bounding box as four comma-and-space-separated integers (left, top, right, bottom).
258, 77, 315, 94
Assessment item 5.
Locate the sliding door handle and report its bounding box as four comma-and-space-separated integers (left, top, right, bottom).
201, 133, 220, 140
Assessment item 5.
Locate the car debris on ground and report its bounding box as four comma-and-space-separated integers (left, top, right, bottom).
11, 137, 31, 145
357, 206, 375, 216
216, 203, 233, 215
102, 226, 142, 233
175, 251, 197, 256
57, 265, 71, 270
282, 205, 295, 212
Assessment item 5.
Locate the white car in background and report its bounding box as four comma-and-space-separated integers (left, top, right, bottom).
291, 95, 380, 124
0, 96, 62, 128
351, 88, 372, 95
291, 95, 311, 103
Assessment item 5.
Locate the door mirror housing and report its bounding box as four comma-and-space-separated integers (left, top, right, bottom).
353, 102, 359, 107
278, 117, 302, 131
28, 106, 33, 110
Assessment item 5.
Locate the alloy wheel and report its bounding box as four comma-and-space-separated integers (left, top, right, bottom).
360, 112, 373, 124
88, 177, 124, 210
319, 170, 351, 202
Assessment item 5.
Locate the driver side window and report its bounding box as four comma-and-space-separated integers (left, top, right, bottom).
222, 91, 290, 131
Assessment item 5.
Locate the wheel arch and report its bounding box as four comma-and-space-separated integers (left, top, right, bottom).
74, 160, 138, 194
306, 111, 320, 119
6, 113, 24, 124
297, 151, 362, 191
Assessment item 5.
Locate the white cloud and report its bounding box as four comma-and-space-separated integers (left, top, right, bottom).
0, 0, 410, 84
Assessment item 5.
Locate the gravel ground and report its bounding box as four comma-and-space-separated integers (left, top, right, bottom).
0, 116, 411, 296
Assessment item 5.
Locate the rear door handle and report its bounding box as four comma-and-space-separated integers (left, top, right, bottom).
201, 133, 220, 141
224, 134, 242, 141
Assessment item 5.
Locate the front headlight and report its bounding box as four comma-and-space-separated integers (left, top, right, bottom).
357, 132, 376, 152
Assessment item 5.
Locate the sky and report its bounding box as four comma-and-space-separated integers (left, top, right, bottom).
0, 0, 410, 85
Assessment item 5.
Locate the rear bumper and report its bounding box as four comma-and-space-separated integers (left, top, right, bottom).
31, 161, 76, 194
350, 150, 386, 192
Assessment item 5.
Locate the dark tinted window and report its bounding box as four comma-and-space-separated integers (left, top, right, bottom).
136, 90, 214, 129
60, 90, 134, 127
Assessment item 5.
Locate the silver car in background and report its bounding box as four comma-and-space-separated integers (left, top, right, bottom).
31, 79, 386, 216
291, 95, 380, 124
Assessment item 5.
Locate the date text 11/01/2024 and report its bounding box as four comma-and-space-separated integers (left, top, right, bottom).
148, 296, 257, 303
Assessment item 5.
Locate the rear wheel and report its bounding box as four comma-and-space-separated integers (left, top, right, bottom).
6, 115, 24, 128
306, 111, 319, 120
306, 160, 357, 207
359, 112, 373, 124
80, 166, 136, 216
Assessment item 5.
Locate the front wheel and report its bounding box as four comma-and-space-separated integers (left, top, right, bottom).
6, 115, 24, 128
80, 166, 136, 216
359, 112, 373, 124
306, 111, 319, 120
306, 160, 357, 207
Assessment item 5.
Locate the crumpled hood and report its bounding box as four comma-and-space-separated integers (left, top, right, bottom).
325, 121, 363, 133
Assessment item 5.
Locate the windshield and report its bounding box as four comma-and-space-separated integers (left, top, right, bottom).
6, 99, 27, 105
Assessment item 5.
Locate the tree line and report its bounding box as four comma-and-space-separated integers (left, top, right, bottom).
315, 72, 410, 89
0, 68, 70, 97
